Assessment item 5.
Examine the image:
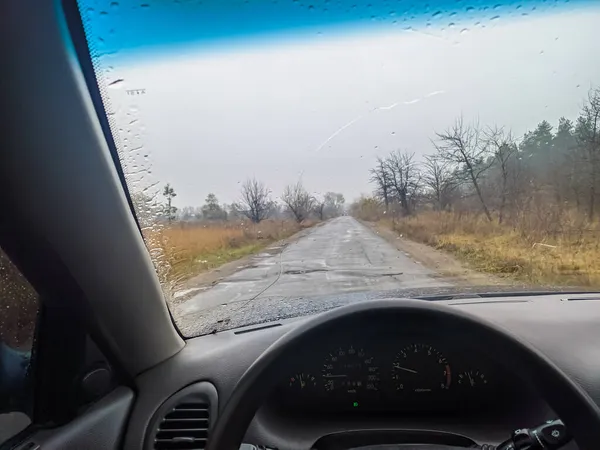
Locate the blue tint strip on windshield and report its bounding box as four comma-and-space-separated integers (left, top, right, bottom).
80, 0, 591, 58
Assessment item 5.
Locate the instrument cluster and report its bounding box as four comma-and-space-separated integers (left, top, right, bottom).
278, 337, 503, 413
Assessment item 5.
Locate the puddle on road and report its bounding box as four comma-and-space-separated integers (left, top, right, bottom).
173, 287, 207, 299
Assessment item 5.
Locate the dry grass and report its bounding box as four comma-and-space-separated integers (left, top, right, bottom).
146, 220, 309, 287
385, 211, 600, 287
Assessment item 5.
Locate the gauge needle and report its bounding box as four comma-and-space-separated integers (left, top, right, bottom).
393, 364, 419, 374
323, 374, 347, 378
468, 371, 474, 387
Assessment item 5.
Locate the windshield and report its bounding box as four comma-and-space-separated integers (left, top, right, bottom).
75, 0, 600, 337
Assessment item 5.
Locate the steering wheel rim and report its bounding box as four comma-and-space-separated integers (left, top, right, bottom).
206, 299, 600, 450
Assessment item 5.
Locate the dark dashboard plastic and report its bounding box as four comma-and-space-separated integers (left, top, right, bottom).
269, 327, 526, 414
126, 294, 600, 450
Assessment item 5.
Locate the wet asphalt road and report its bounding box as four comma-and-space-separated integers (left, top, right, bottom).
175, 216, 450, 335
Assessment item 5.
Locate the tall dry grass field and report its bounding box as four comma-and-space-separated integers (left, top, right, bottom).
387, 211, 600, 287
145, 220, 305, 288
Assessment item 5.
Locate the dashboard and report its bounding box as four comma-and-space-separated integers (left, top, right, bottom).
123, 293, 600, 450
272, 327, 526, 415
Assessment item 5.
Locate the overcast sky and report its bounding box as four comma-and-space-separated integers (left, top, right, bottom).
97, 4, 600, 207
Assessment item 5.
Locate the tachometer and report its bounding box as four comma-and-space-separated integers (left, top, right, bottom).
322, 346, 379, 393
391, 344, 451, 392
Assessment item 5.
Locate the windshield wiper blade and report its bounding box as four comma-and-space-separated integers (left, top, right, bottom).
413, 289, 600, 301
414, 293, 482, 301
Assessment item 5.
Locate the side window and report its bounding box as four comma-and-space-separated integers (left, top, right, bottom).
0, 246, 40, 444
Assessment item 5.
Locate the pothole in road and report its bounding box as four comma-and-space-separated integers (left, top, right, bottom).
283, 268, 329, 275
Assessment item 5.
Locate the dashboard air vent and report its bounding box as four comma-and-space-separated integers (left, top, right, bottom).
154, 402, 210, 450
147, 382, 217, 450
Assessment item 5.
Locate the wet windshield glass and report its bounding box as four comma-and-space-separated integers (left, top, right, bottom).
76, 0, 600, 336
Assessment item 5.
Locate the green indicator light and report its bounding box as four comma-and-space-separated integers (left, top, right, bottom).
353, 402, 359, 407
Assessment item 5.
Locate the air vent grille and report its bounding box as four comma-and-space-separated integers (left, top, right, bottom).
154, 402, 210, 450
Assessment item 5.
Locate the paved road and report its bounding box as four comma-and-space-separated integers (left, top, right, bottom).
177, 216, 449, 320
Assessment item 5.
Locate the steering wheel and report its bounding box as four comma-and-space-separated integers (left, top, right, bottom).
205, 299, 600, 450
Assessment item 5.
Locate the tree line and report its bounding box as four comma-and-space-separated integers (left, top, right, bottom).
158, 180, 346, 224
366, 87, 600, 226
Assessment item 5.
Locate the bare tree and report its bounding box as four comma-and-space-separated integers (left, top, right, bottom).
576, 87, 600, 220
312, 192, 345, 220
178, 206, 196, 222
384, 150, 421, 216
281, 180, 315, 223
422, 155, 457, 211
238, 178, 272, 223
323, 192, 345, 217
369, 157, 392, 209
201, 193, 228, 221
484, 125, 517, 223
313, 198, 326, 220
433, 116, 493, 221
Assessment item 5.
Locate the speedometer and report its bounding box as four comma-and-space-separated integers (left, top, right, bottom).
391, 344, 451, 392
322, 346, 379, 393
